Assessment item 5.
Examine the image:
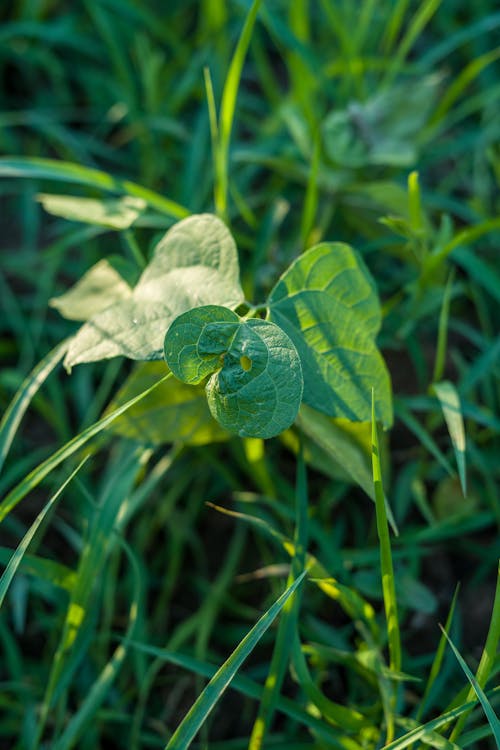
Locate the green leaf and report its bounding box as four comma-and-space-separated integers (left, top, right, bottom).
164, 305, 304, 439
268, 243, 392, 427
322, 76, 440, 169
63, 214, 244, 369
50, 259, 132, 321
432, 381, 467, 496
108, 361, 228, 446
37, 193, 146, 229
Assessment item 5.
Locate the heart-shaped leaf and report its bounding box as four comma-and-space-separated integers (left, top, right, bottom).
62, 214, 244, 369
268, 243, 392, 427
164, 305, 304, 439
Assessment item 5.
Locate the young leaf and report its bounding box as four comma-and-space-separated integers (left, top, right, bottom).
164, 305, 304, 439
268, 243, 392, 427
63, 214, 244, 369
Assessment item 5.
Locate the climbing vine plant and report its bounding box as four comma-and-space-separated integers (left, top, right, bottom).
52, 214, 392, 439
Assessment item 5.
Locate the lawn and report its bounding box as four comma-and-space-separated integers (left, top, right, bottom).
0, 2, 499, 748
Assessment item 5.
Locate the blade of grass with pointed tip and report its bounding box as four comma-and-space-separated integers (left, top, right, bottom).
0, 548, 75, 592
450, 562, 500, 743
372, 391, 400, 742
431, 47, 500, 124
291, 634, 368, 732
422, 217, 500, 282
395, 399, 455, 478
432, 382, 467, 496
384, 0, 442, 85
416, 584, 460, 722
164, 571, 307, 750
34, 444, 150, 747
382, 692, 500, 750
432, 269, 455, 384
0, 157, 189, 220
459, 335, 500, 396
124, 639, 353, 749
248, 446, 308, 750
0, 458, 86, 609
0, 339, 69, 476
214, 0, 263, 219
443, 626, 500, 748
0, 373, 172, 524
52, 538, 141, 750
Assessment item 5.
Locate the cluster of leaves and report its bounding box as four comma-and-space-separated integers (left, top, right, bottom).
51, 212, 391, 439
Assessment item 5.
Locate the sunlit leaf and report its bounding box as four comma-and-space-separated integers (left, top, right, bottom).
268, 243, 392, 426
38, 193, 146, 229
164, 305, 303, 439
50, 259, 132, 321
63, 214, 244, 369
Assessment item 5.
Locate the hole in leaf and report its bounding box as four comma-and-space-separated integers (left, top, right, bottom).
240, 355, 252, 372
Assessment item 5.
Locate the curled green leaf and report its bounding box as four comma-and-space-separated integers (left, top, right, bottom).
164, 306, 303, 439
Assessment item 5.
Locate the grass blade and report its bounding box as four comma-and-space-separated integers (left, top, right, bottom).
248, 445, 308, 750
372, 391, 401, 742
416, 584, 460, 721
0, 157, 189, 219
432, 270, 455, 384
443, 627, 500, 748
384, 0, 441, 85
431, 47, 500, 124
214, 0, 263, 219
0, 374, 172, 524
432, 382, 467, 496
0, 339, 69, 476
395, 399, 455, 478
450, 562, 500, 743
0, 459, 86, 609
52, 538, 142, 750
125, 639, 352, 748
165, 571, 307, 750
34, 444, 150, 747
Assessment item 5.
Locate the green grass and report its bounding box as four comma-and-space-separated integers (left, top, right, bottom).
1, 1, 500, 748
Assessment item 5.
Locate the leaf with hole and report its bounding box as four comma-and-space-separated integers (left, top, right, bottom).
164, 305, 304, 439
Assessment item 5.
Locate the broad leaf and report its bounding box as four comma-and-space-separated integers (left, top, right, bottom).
322, 76, 440, 169
38, 194, 146, 229
108, 361, 228, 446
50, 259, 132, 321
63, 214, 244, 369
268, 243, 392, 427
164, 305, 304, 439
